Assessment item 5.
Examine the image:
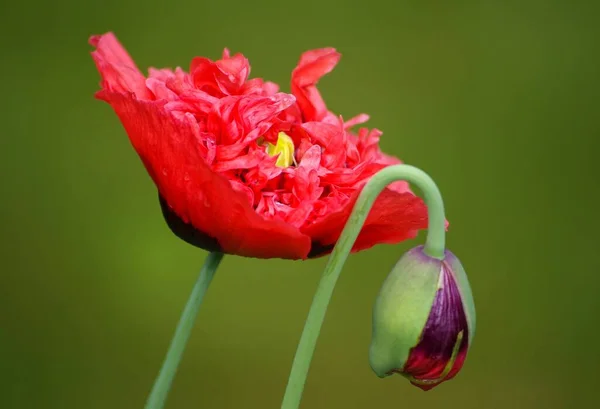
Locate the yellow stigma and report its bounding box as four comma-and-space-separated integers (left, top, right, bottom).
266, 132, 296, 168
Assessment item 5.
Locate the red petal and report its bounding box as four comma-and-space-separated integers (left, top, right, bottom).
190, 50, 251, 97
301, 121, 346, 168
100, 91, 312, 259
297, 145, 321, 170
344, 113, 370, 129
303, 187, 428, 253
294, 48, 340, 86
208, 93, 295, 149
291, 48, 341, 122
89, 33, 153, 101
216, 52, 250, 87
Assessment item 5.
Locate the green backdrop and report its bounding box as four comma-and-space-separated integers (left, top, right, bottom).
1, 1, 598, 408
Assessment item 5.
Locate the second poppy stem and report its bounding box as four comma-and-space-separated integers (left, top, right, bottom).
280, 164, 446, 409
144, 251, 224, 409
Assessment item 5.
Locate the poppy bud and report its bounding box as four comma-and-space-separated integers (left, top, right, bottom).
369, 245, 475, 390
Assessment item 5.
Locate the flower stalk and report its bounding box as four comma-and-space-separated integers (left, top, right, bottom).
280, 164, 446, 409
144, 251, 224, 409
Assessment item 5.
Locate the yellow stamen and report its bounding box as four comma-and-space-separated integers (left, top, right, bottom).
265, 132, 296, 168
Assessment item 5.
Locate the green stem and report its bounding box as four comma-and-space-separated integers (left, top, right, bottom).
144, 251, 224, 409
280, 165, 446, 409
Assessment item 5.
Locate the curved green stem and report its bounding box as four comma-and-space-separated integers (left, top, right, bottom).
144, 251, 224, 409
280, 165, 446, 409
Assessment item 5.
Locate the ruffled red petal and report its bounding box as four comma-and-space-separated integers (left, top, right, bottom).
104, 93, 311, 258
303, 188, 428, 256
291, 48, 341, 122
89, 33, 153, 101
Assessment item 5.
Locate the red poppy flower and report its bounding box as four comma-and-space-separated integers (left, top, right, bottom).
90, 32, 428, 259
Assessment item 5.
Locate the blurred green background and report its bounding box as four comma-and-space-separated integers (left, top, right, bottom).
1, 0, 599, 408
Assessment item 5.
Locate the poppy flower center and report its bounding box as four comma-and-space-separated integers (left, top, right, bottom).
265, 132, 296, 168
